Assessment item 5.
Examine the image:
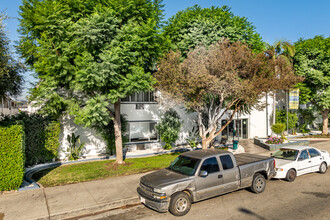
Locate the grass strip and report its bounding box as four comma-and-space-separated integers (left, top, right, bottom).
33, 152, 181, 187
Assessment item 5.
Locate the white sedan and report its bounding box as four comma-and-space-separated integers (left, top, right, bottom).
272, 146, 330, 182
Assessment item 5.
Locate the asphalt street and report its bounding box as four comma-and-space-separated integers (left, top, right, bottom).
82, 140, 330, 220
83, 170, 330, 220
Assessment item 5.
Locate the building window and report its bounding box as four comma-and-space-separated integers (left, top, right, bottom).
136, 104, 144, 110
128, 121, 158, 143
121, 91, 156, 103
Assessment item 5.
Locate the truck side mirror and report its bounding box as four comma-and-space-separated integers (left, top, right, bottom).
199, 170, 208, 177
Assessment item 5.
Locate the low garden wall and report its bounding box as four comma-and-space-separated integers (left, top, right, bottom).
254, 138, 310, 151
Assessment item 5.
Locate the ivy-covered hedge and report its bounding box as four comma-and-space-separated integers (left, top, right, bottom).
0, 125, 25, 191
25, 119, 60, 166
0, 113, 60, 166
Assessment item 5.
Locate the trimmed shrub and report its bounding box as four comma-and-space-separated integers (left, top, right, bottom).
0, 113, 60, 166
0, 125, 25, 191
156, 109, 182, 149
271, 123, 286, 136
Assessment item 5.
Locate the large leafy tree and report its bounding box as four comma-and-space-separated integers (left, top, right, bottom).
294, 36, 330, 135
163, 5, 265, 56
18, 0, 165, 164
155, 39, 300, 149
0, 13, 24, 98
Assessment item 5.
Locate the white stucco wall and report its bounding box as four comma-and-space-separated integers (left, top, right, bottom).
247, 94, 273, 138
57, 94, 273, 159
59, 116, 107, 159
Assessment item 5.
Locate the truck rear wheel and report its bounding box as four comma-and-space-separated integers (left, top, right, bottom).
169, 192, 191, 216
250, 173, 266, 194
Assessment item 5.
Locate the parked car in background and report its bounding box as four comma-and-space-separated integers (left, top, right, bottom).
272, 146, 330, 182
137, 149, 275, 216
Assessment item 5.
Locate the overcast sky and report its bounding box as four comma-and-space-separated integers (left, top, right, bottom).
2, 0, 330, 100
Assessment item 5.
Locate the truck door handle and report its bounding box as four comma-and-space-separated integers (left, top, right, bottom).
218, 174, 223, 179
308, 161, 311, 163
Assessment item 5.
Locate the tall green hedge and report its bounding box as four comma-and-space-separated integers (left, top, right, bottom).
0, 113, 60, 166
24, 119, 60, 166
0, 125, 25, 191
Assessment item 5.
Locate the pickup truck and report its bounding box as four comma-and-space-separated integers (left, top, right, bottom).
137, 149, 276, 216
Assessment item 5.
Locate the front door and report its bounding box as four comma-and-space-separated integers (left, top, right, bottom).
195, 157, 223, 200
297, 150, 312, 175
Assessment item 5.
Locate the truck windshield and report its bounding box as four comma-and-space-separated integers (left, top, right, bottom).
272, 149, 299, 161
168, 156, 200, 176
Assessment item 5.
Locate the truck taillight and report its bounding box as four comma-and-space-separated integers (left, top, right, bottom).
273, 159, 276, 168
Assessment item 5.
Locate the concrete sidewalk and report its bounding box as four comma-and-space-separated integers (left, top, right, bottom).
0, 173, 145, 220
1, 140, 329, 220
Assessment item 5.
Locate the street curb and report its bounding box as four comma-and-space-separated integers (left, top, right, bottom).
35, 197, 140, 220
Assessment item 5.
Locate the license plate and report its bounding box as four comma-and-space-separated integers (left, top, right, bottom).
140, 196, 146, 204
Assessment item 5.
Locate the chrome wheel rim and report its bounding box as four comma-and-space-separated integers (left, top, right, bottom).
256, 178, 264, 191
175, 197, 188, 212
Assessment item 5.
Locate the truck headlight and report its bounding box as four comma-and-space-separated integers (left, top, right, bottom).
153, 194, 167, 200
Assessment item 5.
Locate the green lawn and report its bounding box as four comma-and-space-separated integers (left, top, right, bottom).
33, 152, 181, 187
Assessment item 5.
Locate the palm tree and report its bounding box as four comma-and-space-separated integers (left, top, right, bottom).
266, 41, 295, 135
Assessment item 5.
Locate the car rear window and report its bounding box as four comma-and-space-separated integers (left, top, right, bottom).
308, 148, 320, 158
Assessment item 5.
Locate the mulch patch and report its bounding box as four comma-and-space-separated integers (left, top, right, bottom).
105, 161, 133, 171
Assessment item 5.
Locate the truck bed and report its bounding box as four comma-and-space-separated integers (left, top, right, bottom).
234, 153, 272, 166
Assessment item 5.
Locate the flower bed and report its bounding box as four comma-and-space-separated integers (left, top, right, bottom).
265, 136, 284, 145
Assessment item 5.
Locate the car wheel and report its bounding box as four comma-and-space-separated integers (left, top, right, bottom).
319, 162, 327, 174
169, 192, 191, 216
285, 169, 296, 182
250, 173, 266, 194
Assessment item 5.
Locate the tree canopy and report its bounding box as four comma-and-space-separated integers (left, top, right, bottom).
0, 13, 24, 98
155, 39, 300, 148
294, 36, 330, 134
163, 5, 265, 56
18, 0, 165, 163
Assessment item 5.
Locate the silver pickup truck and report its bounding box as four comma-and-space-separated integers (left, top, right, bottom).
137, 149, 275, 216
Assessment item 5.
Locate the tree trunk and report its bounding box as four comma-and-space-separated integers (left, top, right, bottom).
201, 136, 213, 149
114, 100, 124, 164
322, 109, 329, 135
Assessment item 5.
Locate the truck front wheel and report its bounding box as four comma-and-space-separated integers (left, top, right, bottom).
250, 173, 266, 194
169, 192, 191, 216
